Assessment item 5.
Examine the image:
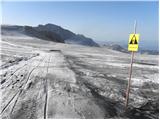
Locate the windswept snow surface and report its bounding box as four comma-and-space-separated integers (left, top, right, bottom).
0, 35, 159, 119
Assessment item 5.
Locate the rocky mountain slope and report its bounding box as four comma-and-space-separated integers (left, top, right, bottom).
1, 24, 99, 47
1, 25, 64, 43
35, 24, 99, 47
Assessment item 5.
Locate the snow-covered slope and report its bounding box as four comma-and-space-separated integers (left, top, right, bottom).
1, 33, 159, 119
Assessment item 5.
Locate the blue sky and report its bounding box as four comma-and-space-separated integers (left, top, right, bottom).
1, 1, 159, 50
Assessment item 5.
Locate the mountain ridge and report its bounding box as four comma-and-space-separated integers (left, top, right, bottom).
35, 24, 99, 47
1, 23, 99, 47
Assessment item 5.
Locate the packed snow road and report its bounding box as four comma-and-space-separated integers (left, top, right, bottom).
0, 36, 159, 119
1, 47, 107, 118
1, 51, 94, 118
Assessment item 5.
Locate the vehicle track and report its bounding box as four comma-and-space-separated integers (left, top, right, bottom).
1, 55, 46, 91
10, 55, 49, 116
1, 55, 43, 89
1, 64, 28, 88
0, 55, 46, 115
9, 54, 50, 119
44, 55, 51, 119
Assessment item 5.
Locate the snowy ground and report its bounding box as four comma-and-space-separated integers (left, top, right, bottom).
0, 35, 159, 119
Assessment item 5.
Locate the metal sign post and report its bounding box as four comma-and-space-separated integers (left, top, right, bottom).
125, 20, 137, 110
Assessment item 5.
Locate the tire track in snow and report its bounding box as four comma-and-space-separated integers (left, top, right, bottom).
44, 55, 51, 119
0, 55, 46, 115
10, 55, 48, 116
1, 55, 42, 89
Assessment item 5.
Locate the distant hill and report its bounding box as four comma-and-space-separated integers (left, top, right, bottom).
23, 26, 64, 43
35, 24, 75, 40
1, 25, 24, 36
1, 25, 64, 43
35, 24, 99, 47
1, 24, 99, 47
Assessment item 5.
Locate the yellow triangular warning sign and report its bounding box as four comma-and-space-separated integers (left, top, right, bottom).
129, 34, 138, 44
128, 34, 140, 52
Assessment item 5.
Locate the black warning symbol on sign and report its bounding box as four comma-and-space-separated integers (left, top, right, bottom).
130, 34, 138, 44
